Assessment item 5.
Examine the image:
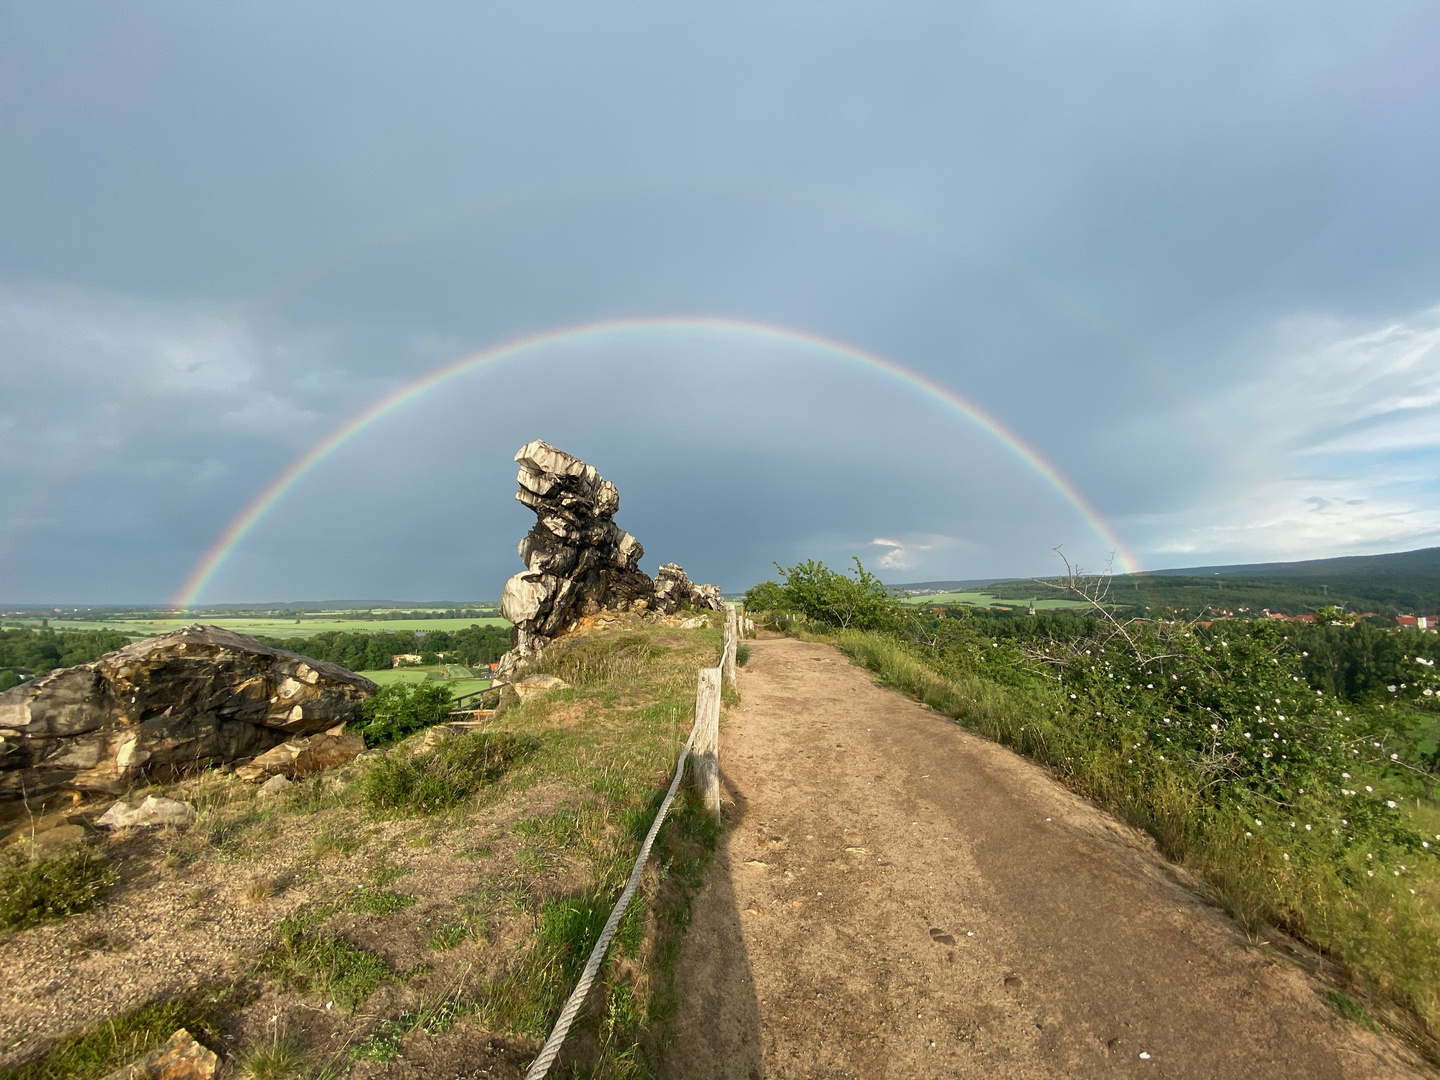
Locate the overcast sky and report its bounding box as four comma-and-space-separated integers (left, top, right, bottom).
2, 2, 1438, 604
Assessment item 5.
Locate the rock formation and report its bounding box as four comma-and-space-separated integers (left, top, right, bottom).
0, 625, 376, 803
496, 440, 724, 677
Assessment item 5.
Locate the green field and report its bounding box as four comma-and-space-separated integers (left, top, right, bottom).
900, 590, 1091, 610
8, 616, 510, 638
356, 666, 492, 697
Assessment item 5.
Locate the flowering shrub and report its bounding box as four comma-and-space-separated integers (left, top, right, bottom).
1051, 620, 1438, 874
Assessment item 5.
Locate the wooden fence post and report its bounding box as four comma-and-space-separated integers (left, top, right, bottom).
692, 666, 722, 820
723, 606, 738, 684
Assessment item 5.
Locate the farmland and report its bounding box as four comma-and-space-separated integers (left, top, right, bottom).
1, 616, 508, 638
899, 589, 1090, 610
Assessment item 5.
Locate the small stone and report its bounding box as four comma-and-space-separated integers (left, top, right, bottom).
256, 774, 293, 799
97, 796, 196, 829
100, 1028, 217, 1080
513, 674, 570, 702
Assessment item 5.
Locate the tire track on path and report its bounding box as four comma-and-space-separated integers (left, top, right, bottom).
664, 635, 1425, 1079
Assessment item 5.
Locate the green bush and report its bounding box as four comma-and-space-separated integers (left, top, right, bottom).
357, 681, 456, 747
745, 557, 902, 632
735, 644, 751, 667
360, 732, 537, 815
0, 845, 116, 930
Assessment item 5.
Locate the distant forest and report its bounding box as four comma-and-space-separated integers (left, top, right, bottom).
979, 547, 1440, 618
0, 623, 512, 690
255, 625, 512, 671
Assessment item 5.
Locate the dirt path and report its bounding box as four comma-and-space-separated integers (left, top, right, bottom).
665, 636, 1426, 1079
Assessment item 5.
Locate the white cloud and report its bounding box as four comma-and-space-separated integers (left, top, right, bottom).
1133, 302, 1440, 563
868, 534, 965, 572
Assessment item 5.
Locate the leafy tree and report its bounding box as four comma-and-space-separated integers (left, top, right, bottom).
746, 557, 903, 632
0, 628, 132, 677
357, 682, 456, 747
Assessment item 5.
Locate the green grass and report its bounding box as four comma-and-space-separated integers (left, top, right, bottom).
356, 667, 491, 695
899, 590, 1090, 609
359, 732, 538, 816
0, 845, 116, 930
236, 1036, 307, 1079
261, 906, 391, 1011
345, 887, 416, 915
0, 987, 240, 1080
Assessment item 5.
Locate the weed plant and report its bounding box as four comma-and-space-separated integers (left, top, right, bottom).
0, 845, 116, 930
261, 905, 391, 1010
359, 732, 537, 815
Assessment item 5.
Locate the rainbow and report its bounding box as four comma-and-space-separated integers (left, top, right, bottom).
171, 316, 1138, 608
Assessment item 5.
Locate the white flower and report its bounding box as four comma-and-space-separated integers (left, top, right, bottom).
1342, 772, 1350, 778
1283, 853, 1290, 861
1255, 819, 1263, 827
1305, 824, 1312, 831
1387, 801, 1398, 809
1365, 786, 1373, 792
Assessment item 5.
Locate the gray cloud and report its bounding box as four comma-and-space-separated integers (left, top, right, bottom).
1, 2, 1437, 602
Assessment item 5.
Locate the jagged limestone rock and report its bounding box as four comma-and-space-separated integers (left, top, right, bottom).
0, 625, 376, 803
496, 440, 724, 679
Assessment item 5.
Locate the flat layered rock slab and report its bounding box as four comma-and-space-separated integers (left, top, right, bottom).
666, 636, 1423, 1080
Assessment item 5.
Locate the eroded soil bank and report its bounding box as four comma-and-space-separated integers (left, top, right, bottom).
667, 635, 1427, 1079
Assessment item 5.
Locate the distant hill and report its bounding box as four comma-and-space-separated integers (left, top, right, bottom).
913, 548, 1440, 618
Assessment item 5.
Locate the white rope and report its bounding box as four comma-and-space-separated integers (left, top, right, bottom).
522, 710, 704, 1080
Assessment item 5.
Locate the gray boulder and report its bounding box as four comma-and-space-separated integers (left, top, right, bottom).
496, 440, 723, 678
0, 625, 376, 803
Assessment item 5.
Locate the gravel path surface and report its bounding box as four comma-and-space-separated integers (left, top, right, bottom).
665, 635, 1425, 1079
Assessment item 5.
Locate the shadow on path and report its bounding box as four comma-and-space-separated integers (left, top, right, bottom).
661, 769, 763, 1080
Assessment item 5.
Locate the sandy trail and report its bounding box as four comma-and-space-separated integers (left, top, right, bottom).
664, 635, 1424, 1079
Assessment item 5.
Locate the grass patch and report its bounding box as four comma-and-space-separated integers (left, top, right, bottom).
308, 826, 361, 858
260, 905, 391, 1010
0, 845, 116, 931
345, 887, 416, 915
360, 732, 537, 816
0, 986, 241, 1080
236, 1035, 307, 1079
1322, 989, 1379, 1032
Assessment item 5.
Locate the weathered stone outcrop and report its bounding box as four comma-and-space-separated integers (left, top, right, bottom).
496, 440, 723, 678
0, 625, 376, 803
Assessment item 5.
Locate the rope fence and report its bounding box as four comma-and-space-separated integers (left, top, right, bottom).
521, 604, 742, 1080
